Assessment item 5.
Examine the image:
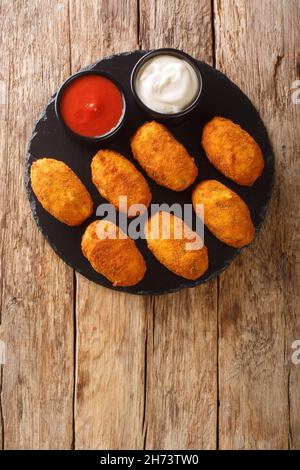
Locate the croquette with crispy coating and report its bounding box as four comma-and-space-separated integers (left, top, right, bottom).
192, 180, 254, 247
131, 121, 198, 191
91, 150, 151, 216
30, 158, 93, 226
81, 220, 146, 287
145, 211, 208, 280
201, 116, 264, 186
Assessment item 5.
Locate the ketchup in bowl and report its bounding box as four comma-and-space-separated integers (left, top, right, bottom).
56, 72, 126, 142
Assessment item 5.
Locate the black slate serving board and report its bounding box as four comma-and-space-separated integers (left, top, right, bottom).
25, 51, 274, 295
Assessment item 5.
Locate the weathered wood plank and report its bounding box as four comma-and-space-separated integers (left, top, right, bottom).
139, 0, 218, 450
215, 0, 300, 449
69, 0, 146, 450
0, 0, 9, 450
0, 0, 74, 449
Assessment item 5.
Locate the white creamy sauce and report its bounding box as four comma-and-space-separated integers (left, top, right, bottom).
135, 55, 199, 114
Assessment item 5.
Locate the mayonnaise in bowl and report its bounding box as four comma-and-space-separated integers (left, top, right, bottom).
133, 53, 201, 115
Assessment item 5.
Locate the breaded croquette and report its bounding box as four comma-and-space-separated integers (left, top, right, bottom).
192, 180, 254, 247
201, 116, 264, 186
30, 158, 93, 226
144, 211, 208, 280
131, 121, 198, 191
81, 220, 146, 287
91, 149, 151, 216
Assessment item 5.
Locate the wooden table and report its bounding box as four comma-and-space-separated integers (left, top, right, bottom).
0, 0, 299, 450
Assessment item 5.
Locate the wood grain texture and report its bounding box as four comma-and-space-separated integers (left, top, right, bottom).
143, 288, 217, 449
0, 0, 9, 449
139, 0, 218, 450
215, 0, 300, 449
69, 0, 147, 450
139, 0, 213, 63
0, 0, 74, 449
75, 290, 148, 449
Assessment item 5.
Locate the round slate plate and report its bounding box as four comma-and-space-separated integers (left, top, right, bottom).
25, 51, 274, 295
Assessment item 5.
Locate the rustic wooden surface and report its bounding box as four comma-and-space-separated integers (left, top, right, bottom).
0, 0, 299, 450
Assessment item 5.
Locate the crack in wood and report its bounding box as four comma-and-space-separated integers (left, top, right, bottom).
283, 281, 293, 450
287, 366, 292, 450
137, 0, 141, 49
284, 307, 293, 450
274, 53, 284, 106
68, 0, 73, 74
142, 315, 148, 445
211, 0, 216, 68
142, 297, 154, 450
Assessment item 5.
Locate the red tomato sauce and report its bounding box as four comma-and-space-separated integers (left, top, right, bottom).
60, 74, 124, 137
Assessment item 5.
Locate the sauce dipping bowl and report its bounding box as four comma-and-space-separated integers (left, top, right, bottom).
55, 70, 127, 144
130, 48, 203, 123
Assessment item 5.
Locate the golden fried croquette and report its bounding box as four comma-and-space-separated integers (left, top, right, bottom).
91, 149, 151, 216
201, 116, 264, 186
131, 121, 198, 191
144, 211, 208, 280
192, 180, 254, 247
30, 158, 93, 226
81, 220, 146, 287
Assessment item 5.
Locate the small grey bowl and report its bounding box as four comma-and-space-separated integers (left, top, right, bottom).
130, 48, 203, 123
55, 70, 127, 144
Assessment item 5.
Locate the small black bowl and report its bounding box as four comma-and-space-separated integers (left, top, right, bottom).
55, 70, 127, 144
130, 48, 203, 123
